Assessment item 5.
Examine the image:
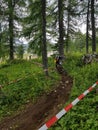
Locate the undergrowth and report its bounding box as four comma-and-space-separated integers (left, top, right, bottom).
0, 58, 59, 120
49, 53, 98, 130
0, 54, 98, 130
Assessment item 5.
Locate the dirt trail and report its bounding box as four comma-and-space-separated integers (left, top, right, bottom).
0, 74, 73, 130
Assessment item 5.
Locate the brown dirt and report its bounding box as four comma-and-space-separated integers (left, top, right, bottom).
0, 74, 73, 130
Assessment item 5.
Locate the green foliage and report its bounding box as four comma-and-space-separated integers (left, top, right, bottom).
0, 53, 98, 129
23, 0, 43, 56
49, 53, 98, 130
0, 74, 8, 84
0, 0, 27, 60
16, 44, 25, 59
0, 59, 59, 119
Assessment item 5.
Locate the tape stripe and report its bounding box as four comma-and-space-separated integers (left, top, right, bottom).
0, 74, 32, 88
88, 86, 93, 92
92, 83, 97, 88
46, 116, 58, 128
39, 125, 48, 130
64, 103, 73, 112
56, 109, 66, 119
83, 90, 89, 96
72, 98, 79, 106
96, 81, 98, 84
78, 94, 84, 100
38, 82, 98, 130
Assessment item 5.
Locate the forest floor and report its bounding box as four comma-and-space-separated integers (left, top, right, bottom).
0, 74, 73, 130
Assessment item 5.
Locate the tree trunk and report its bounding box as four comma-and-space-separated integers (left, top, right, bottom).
58, 0, 64, 56
86, 0, 90, 54
0, 22, 1, 44
41, 0, 48, 76
91, 0, 96, 53
0, 23, 1, 55
8, 0, 14, 60
66, 11, 70, 53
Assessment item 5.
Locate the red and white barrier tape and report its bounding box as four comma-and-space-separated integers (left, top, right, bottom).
0, 74, 32, 89
39, 81, 98, 130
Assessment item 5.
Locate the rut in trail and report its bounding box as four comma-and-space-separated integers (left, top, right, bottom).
0, 73, 73, 130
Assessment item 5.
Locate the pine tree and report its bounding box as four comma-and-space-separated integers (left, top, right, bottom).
86, 0, 90, 53
23, 0, 48, 75
41, 0, 48, 76
91, 0, 96, 53
58, 0, 64, 56
0, 0, 26, 60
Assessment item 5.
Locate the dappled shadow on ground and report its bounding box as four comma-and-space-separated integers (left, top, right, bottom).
0, 74, 73, 130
